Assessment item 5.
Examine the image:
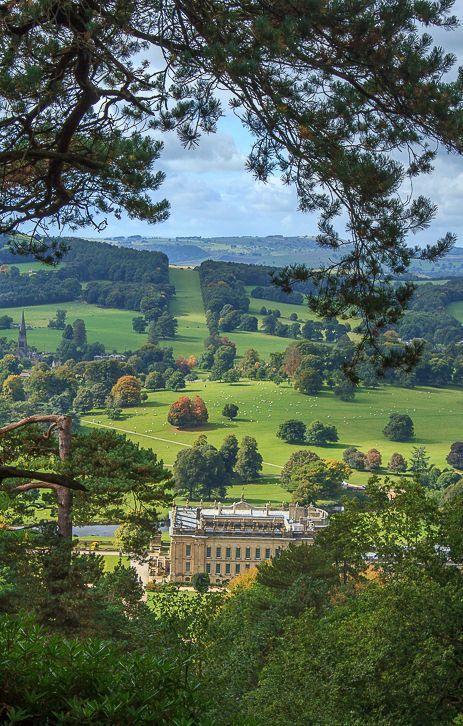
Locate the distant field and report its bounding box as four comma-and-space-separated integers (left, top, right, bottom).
169, 268, 294, 359
447, 301, 463, 323
13, 261, 62, 274
0, 302, 146, 353
82, 379, 463, 478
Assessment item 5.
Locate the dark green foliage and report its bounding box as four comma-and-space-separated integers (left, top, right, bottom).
47, 309, 67, 330
305, 421, 338, 446
173, 441, 226, 500
235, 436, 263, 480
219, 435, 239, 475
276, 420, 306, 445
0, 268, 81, 307
0, 612, 200, 723
383, 413, 415, 442
222, 403, 239, 420
447, 442, 463, 470
293, 367, 323, 396
192, 572, 210, 594
132, 316, 147, 333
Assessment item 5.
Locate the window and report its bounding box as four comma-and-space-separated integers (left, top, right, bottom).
216, 546, 222, 559
245, 564, 250, 570
206, 563, 211, 574
265, 548, 271, 560
255, 547, 261, 560
226, 546, 231, 558
235, 564, 241, 574
185, 561, 191, 573
225, 563, 231, 575
245, 547, 251, 560
215, 563, 221, 575
206, 546, 211, 558
185, 544, 191, 557
235, 547, 241, 559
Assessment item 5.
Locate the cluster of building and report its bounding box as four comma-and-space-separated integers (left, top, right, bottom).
150, 498, 329, 584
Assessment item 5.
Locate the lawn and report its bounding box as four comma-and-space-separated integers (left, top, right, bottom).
81, 379, 463, 478
102, 554, 130, 572
0, 302, 147, 353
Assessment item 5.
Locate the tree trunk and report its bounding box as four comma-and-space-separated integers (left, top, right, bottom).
56, 415, 73, 539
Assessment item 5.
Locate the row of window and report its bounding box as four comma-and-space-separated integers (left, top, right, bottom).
183, 562, 250, 576
193, 545, 272, 560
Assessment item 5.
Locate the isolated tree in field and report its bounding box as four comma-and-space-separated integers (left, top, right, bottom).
277, 420, 307, 445
389, 452, 407, 473
294, 368, 323, 396
366, 449, 382, 472
236, 437, 263, 481
220, 435, 239, 475
132, 316, 147, 334
305, 421, 338, 446
111, 376, 142, 408
192, 572, 210, 594
167, 396, 208, 429
447, 442, 463, 470
343, 447, 368, 471
281, 450, 320, 491
332, 373, 356, 402
72, 319, 87, 347
383, 414, 415, 442
222, 404, 239, 421
48, 309, 67, 330
409, 446, 430, 474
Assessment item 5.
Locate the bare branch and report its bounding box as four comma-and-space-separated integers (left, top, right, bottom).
0, 465, 86, 492
0, 414, 65, 437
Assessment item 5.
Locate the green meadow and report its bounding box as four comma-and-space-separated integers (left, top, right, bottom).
3, 262, 462, 504
0, 302, 146, 353
82, 379, 463, 480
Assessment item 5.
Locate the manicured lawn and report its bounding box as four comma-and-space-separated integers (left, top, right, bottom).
81, 379, 463, 477
0, 302, 147, 353
102, 554, 130, 572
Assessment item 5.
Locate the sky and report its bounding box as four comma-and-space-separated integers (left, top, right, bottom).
83, 5, 463, 246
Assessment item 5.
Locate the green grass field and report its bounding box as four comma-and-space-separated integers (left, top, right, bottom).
82, 379, 463, 480
102, 555, 130, 572
447, 301, 463, 323
169, 268, 293, 359
0, 302, 146, 353
4, 262, 463, 505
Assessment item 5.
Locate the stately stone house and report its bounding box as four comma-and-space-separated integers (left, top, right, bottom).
167, 498, 329, 584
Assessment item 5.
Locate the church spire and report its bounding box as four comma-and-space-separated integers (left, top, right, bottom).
17, 311, 28, 358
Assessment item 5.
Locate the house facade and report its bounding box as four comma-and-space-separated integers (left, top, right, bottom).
168, 498, 329, 584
